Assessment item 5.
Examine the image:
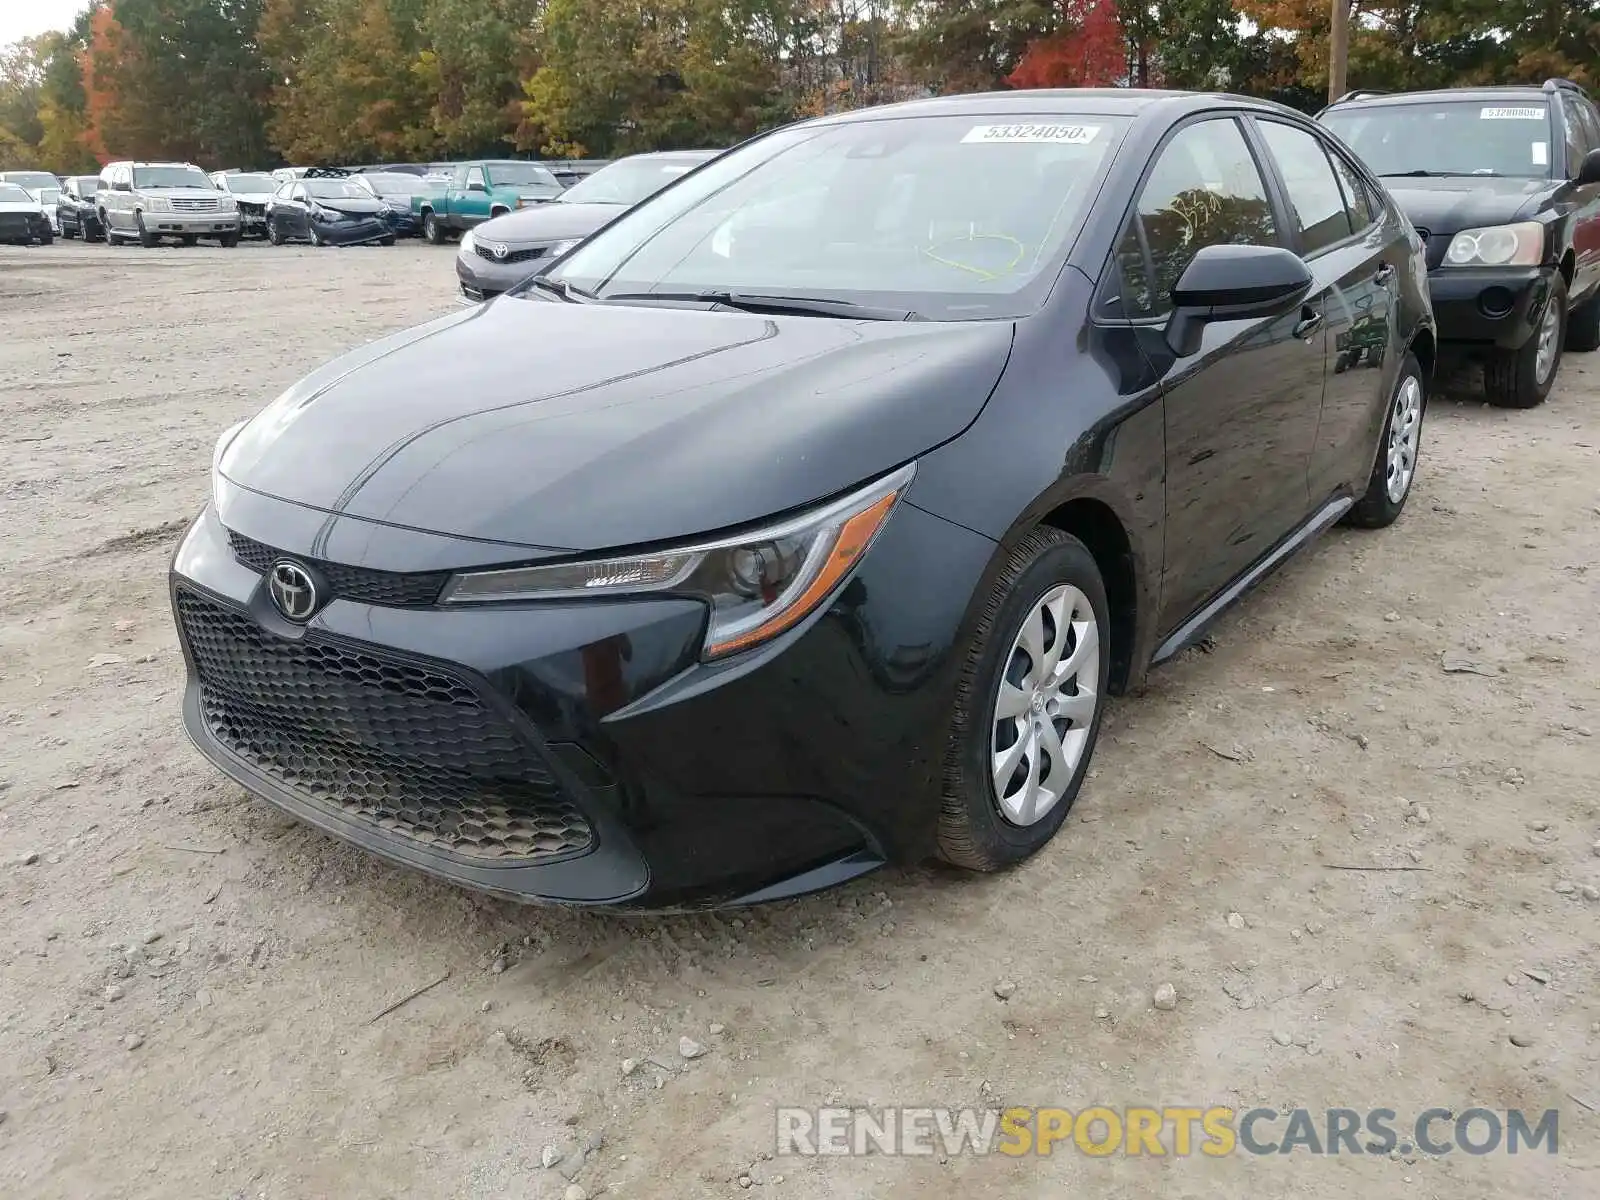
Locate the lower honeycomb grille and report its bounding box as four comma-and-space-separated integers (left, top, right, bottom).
175, 588, 593, 863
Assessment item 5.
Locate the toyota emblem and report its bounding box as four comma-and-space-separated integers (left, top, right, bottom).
488, 242, 508, 260
267, 560, 319, 622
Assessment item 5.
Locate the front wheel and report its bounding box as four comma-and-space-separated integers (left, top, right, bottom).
379, 235, 395, 246
136, 213, 158, 248
267, 220, 283, 246
218, 232, 239, 248
1484, 275, 1566, 408
423, 211, 445, 245
1344, 351, 1425, 529
937, 528, 1110, 872
309, 224, 324, 247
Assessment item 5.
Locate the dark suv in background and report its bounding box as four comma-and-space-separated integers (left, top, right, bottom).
1321, 79, 1600, 408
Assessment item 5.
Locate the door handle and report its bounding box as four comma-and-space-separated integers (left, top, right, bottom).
1293, 307, 1323, 339
1373, 262, 1396, 286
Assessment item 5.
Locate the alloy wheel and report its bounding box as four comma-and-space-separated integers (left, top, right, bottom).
990, 583, 1100, 826
1534, 297, 1562, 385
1384, 374, 1423, 504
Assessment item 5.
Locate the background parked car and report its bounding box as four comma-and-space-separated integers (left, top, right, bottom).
0, 182, 52, 244
417, 160, 564, 244
535, 158, 612, 188
27, 184, 61, 233
350, 171, 429, 237
1321, 77, 1600, 408
0, 170, 61, 194
56, 175, 103, 240
266, 176, 395, 246
98, 161, 241, 248
455, 150, 717, 301
211, 171, 279, 238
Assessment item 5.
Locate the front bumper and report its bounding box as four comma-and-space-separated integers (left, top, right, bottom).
1427, 265, 1556, 352
313, 216, 391, 245
0, 213, 50, 242
237, 205, 268, 233
169, 490, 996, 909
455, 247, 555, 300
142, 212, 241, 235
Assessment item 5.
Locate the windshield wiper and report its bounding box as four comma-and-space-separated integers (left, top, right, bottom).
603, 290, 923, 321
522, 276, 596, 303
1379, 170, 1456, 178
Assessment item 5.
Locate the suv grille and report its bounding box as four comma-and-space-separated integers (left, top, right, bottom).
477, 243, 548, 264
176, 589, 594, 862
170, 196, 221, 212
227, 530, 449, 608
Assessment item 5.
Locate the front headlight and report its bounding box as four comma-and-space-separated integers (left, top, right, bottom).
218, 196, 236, 211
146, 196, 172, 212
1442, 222, 1543, 267
441, 464, 915, 659
548, 238, 581, 257
460, 229, 476, 255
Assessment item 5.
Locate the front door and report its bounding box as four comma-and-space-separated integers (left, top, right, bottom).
1253, 118, 1403, 503
1560, 93, 1600, 302
1107, 115, 1325, 635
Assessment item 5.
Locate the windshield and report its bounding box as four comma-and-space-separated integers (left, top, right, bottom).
0, 183, 33, 204
36, 187, 59, 204
134, 166, 214, 189
74, 176, 100, 193
361, 173, 417, 196
547, 114, 1128, 320
3, 171, 57, 190
487, 163, 561, 190
306, 179, 369, 200
1323, 101, 1554, 179
225, 174, 275, 193
561, 156, 708, 206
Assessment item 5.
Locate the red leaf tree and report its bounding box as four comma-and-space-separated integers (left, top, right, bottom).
1008, 0, 1128, 90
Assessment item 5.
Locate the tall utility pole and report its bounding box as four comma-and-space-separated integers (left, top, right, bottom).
1328, 0, 1350, 103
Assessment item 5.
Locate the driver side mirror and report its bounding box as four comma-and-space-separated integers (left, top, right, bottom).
467, 180, 486, 192
1576, 147, 1600, 187
1165, 243, 1314, 357
113, 180, 130, 192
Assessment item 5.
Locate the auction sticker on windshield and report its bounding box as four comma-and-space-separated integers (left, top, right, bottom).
962, 124, 1100, 145
1480, 107, 1546, 121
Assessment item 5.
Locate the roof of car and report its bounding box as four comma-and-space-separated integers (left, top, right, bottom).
1324, 79, 1590, 111
804, 87, 1311, 127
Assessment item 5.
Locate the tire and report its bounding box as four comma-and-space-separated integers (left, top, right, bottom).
180, 234, 197, 247
136, 213, 158, 248
423, 210, 445, 245
1566, 288, 1600, 353
309, 224, 324, 247
218, 232, 239, 248
936, 528, 1110, 872
267, 219, 283, 246
1484, 274, 1566, 408
87, 218, 104, 243
37, 231, 53, 245
379, 235, 395, 247
1344, 351, 1425, 529
61, 220, 76, 239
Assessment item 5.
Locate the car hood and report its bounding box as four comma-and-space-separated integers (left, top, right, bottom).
476, 202, 624, 245
230, 191, 275, 205
0, 200, 42, 214
220, 300, 1015, 552
1382, 176, 1554, 236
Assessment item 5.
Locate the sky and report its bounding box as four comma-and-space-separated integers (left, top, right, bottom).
1, 0, 87, 47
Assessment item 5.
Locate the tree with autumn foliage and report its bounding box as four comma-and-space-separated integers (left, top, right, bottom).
1008, 0, 1127, 89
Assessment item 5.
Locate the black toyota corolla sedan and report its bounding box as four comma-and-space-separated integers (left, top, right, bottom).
172, 90, 1434, 910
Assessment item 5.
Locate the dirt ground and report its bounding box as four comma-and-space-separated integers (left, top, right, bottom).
1, 239, 1597, 1199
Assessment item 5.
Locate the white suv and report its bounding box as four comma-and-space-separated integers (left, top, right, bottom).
98, 161, 240, 247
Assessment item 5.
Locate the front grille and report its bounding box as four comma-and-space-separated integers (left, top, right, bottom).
0, 213, 31, 238
477, 243, 548, 264
227, 530, 449, 608
176, 589, 594, 862
170, 197, 220, 212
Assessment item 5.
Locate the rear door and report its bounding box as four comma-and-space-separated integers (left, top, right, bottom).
1251, 117, 1404, 504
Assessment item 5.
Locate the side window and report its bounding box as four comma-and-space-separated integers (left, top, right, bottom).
291, 185, 307, 203
1561, 98, 1587, 176
1106, 118, 1279, 320
1257, 121, 1353, 255
466, 166, 486, 189
1325, 145, 1374, 233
